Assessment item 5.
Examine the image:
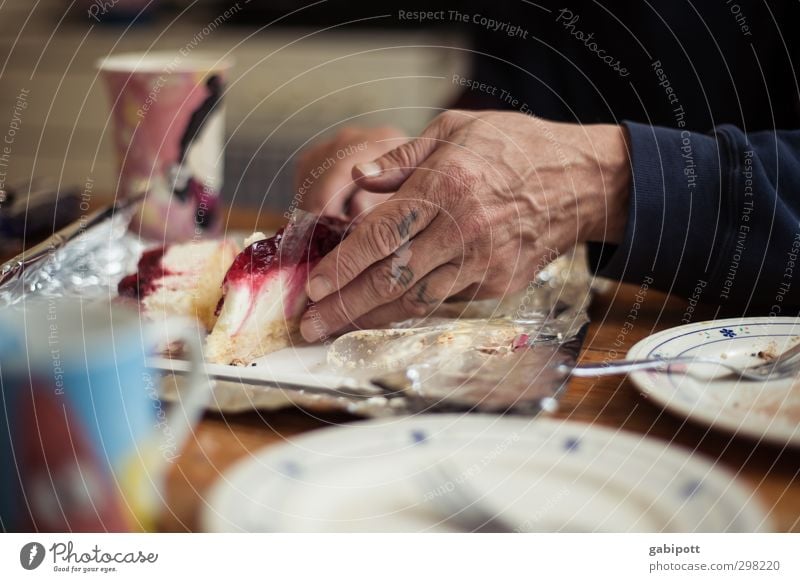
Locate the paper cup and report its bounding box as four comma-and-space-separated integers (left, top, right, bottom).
0, 300, 211, 532
98, 51, 232, 241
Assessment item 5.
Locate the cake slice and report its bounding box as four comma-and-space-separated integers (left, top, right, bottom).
118, 239, 239, 331
205, 217, 348, 365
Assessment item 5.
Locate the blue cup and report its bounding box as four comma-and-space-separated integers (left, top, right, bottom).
0, 299, 209, 532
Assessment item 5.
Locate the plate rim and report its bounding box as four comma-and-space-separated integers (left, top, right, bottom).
200, 414, 771, 533
626, 316, 800, 446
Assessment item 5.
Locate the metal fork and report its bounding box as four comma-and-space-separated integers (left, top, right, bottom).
562, 341, 800, 380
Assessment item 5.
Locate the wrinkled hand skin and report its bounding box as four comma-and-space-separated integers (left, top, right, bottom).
300, 110, 631, 342
295, 125, 407, 218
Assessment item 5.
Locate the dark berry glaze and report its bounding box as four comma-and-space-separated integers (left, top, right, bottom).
223, 216, 349, 286
117, 247, 167, 299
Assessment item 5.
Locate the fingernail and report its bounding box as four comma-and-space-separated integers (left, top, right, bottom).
354, 161, 382, 178
307, 275, 333, 302
300, 316, 321, 343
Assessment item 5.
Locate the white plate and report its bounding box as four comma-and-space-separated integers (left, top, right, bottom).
159, 335, 359, 413
201, 415, 770, 532
627, 317, 800, 446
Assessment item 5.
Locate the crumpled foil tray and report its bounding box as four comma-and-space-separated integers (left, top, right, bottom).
0, 201, 592, 417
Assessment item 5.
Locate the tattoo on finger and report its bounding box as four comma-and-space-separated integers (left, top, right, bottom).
396, 209, 419, 239
414, 280, 438, 305
390, 265, 414, 291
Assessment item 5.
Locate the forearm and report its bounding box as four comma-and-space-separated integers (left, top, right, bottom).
597, 121, 800, 314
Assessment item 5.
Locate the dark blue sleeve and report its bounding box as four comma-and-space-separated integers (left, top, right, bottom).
594, 121, 800, 316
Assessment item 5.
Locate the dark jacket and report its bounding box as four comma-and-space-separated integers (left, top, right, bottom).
459, 0, 800, 315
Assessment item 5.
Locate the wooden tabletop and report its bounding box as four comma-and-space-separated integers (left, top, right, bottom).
3, 203, 797, 532
148, 207, 800, 532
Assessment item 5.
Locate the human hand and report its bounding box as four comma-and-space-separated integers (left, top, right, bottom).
294, 125, 407, 218
300, 110, 630, 341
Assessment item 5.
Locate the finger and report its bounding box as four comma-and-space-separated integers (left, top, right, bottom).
306, 195, 438, 302
352, 112, 460, 193
300, 218, 457, 341
353, 263, 471, 329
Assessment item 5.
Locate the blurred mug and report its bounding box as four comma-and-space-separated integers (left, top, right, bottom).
97, 51, 232, 242
0, 299, 210, 532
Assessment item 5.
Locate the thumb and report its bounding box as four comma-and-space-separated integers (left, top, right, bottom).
352, 115, 452, 193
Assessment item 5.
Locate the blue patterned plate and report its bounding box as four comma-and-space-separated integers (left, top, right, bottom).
627, 317, 800, 446
202, 415, 770, 532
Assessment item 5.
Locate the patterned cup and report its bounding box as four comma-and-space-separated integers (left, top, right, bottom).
98, 51, 232, 242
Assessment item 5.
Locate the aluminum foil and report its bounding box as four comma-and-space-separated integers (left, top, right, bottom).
0, 197, 144, 308
0, 205, 592, 417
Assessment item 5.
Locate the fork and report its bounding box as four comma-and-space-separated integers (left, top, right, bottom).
562, 341, 800, 381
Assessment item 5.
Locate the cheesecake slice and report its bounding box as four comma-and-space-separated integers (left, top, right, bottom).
118, 239, 239, 331
205, 217, 348, 365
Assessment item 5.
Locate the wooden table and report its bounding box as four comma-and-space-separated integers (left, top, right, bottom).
149, 207, 800, 532
10, 203, 794, 531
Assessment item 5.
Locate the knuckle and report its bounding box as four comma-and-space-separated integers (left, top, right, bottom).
365, 262, 402, 300
426, 276, 457, 302
462, 211, 490, 237
364, 218, 401, 256
440, 160, 480, 188
399, 290, 430, 318
310, 300, 348, 336
382, 144, 416, 171
325, 300, 352, 329
437, 109, 459, 127
437, 109, 469, 132
482, 271, 514, 296
329, 252, 360, 284
428, 163, 479, 206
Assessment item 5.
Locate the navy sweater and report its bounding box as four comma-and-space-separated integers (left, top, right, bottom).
456, 1, 800, 315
